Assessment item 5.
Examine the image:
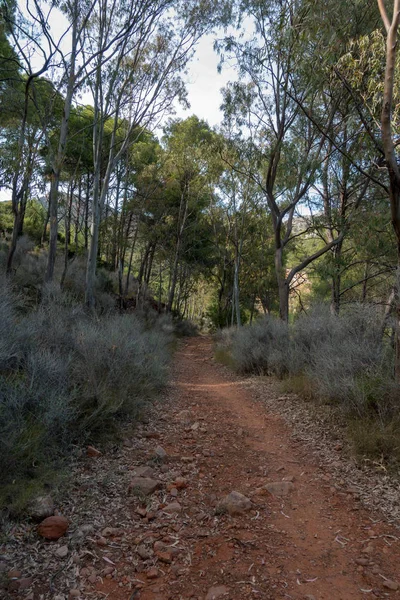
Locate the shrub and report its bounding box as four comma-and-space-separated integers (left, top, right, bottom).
174, 318, 199, 337
215, 304, 400, 465
216, 317, 289, 377
0, 278, 19, 371
290, 305, 388, 409
0, 285, 172, 515
73, 314, 171, 433
348, 417, 400, 466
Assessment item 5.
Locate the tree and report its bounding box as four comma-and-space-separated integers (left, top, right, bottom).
83, 0, 226, 308
161, 116, 222, 313
377, 0, 400, 377
0, 1, 63, 273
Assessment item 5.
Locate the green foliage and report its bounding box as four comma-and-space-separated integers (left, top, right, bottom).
0, 200, 13, 232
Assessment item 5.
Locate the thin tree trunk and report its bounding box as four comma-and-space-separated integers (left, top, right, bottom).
74, 178, 82, 248
45, 17, 78, 283
84, 172, 90, 250
125, 222, 139, 296
60, 181, 74, 289
145, 243, 156, 285
377, 0, 400, 380
167, 189, 188, 313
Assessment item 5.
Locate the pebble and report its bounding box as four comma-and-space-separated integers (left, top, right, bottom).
174, 477, 187, 489
205, 585, 229, 599
7, 569, 22, 579
154, 541, 165, 551
96, 536, 107, 546
383, 580, 399, 591
137, 545, 153, 560
264, 481, 294, 496
146, 567, 159, 579
29, 495, 55, 520
37, 515, 69, 540
163, 501, 182, 514
154, 446, 168, 460
156, 550, 172, 563
134, 465, 155, 478
87, 445, 102, 457
371, 565, 380, 574
55, 545, 69, 558
129, 477, 161, 496
217, 491, 252, 515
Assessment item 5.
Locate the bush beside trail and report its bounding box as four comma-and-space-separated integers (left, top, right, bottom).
215, 306, 400, 467
0, 279, 173, 516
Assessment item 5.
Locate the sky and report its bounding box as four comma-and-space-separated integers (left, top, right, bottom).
16, 1, 236, 130
0, 7, 239, 201
173, 33, 235, 128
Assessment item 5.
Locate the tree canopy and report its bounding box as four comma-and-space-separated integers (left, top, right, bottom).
0, 0, 399, 332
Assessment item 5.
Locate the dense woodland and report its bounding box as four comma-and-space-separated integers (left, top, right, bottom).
2, 0, 400, 512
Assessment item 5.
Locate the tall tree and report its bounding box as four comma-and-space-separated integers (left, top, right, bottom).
377, 0, 400, 377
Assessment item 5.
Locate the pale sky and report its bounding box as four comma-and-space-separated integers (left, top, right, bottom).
0, 9, 238, 200
173, 33, 234, 128
16, 1, 235, 130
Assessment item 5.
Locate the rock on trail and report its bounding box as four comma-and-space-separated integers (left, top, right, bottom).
3, 337, 400, 600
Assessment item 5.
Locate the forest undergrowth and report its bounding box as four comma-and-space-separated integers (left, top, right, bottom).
0, 242, 177, 517
215, 306, 400, 469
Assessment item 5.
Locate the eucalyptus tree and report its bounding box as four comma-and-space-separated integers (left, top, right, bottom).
161, 116, 222, 313
83, 0, 228, 308
216, 131, 264, 326
219, 11, 339, 320
0, 0, 65, 273
218, 0, 386, 321
377, 0, 400, 376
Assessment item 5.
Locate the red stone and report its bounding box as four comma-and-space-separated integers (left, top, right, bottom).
156, 550, 172, 563
37, 515, 69, 540
87, 445, 102, 457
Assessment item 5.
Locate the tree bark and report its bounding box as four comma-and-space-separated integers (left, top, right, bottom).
45, 14, 78, 282
377, 0, 400, 380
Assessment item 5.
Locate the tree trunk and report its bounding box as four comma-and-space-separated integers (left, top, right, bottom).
74, 178, 82, 248
377, 0, 400, 380
331, 241, 343, 314
41, 196, 50, 246
84, 173, 90, 250
45, 20, 77, 283
60, 182, 74, 289
167, 238, 181, 313
278, 277, 290, 323
167, 189, 188, 313
145, 243, 156, 285
274, 246, 289, 322
85, 167, 101, 308
125, 222, 139, 296
7, 146, 33, 273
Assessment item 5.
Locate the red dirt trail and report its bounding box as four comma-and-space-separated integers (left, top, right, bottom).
99, 336, 400, 600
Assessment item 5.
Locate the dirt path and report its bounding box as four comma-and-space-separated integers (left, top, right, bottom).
99, 337, 400, 600
4, 336, 400, 600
